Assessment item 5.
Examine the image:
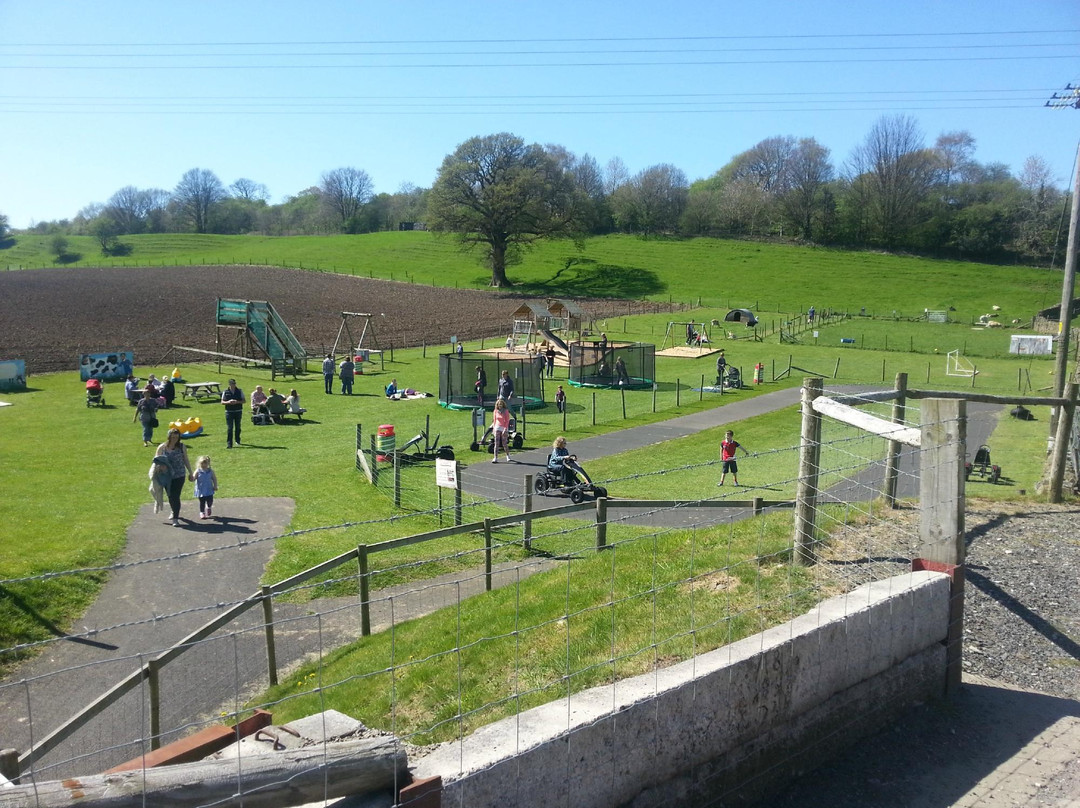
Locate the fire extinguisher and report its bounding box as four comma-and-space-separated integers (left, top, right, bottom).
754, 363, 764, 384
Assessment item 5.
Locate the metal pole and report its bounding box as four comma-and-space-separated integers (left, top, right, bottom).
484, 519, 493, 590
454, 461, 462, 525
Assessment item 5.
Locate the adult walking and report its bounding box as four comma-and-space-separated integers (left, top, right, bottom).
546, 344, 556, 377
339, 356, 355, 395
322, 354, 335, 395
475, 365, 487, 406
497, 369, 514, 405
156, 428, 194, 526
220, 378, 244, 448
132, 388, 161, 447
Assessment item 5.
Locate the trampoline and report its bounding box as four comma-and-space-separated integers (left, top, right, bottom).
439, 352, 546, 410
567, 341, 655, 389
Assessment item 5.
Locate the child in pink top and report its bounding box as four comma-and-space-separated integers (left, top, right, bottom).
491, 398, 513, 463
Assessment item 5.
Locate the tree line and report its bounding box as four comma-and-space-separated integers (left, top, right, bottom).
8, 114, 1068, 276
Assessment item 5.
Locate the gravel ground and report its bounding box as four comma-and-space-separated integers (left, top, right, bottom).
770, 503, 1080, 807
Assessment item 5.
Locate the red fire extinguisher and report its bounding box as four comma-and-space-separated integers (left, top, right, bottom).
754, 363, 764, 384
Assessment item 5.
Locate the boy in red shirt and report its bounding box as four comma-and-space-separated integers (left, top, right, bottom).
718, 430, 749, 486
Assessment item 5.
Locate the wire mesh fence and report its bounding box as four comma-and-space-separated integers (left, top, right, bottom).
1, 399, 956, 805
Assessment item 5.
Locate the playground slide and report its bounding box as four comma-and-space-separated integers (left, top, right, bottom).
540, 328, 568, 354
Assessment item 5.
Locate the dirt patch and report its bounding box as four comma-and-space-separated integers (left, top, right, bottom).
0, 265, 669, 374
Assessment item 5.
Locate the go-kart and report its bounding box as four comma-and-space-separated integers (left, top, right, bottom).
533, 456, 608, 503
393, 429, 454, 463
965, 444, 1001, 484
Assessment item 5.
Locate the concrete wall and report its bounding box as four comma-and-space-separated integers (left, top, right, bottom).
411, 570, 950, 808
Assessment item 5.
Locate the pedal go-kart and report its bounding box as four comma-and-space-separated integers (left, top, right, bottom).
471, 417, 525, 454
965, 444, 1001, 484
533, 456, 608, 503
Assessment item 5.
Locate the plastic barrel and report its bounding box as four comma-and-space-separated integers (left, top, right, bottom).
376, 424, 395, 462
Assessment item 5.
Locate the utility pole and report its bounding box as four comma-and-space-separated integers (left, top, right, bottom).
1045, 86, 1080, 437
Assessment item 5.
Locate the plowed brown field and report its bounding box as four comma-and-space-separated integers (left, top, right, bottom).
0, 265, 667, 373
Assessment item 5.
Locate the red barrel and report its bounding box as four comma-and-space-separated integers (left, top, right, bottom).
376, 424, 395, 461
754, 363, 764, 384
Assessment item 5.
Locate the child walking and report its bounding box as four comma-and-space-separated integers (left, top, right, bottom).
193, 455, 219, 518
718, 430, 749, 486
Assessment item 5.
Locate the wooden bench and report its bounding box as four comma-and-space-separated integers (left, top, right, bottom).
182, 382, 222, 401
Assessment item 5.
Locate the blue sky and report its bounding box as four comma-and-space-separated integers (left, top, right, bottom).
2, 0, 1078, 228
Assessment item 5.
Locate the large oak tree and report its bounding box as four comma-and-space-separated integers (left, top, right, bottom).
427, 133, 579, 287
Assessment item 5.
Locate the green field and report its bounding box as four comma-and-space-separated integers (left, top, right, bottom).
2, 231, 1064, 323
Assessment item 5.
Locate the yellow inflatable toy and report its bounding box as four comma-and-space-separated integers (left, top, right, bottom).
169, 416, 203, 438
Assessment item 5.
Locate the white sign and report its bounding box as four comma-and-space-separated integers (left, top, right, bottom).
1009, 335, 1054, 356
435, 458, 458, 489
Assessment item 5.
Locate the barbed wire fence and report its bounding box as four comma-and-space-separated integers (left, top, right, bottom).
0, 389, 969, 806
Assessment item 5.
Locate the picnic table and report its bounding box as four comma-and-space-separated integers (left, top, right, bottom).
181, 381, 222, 401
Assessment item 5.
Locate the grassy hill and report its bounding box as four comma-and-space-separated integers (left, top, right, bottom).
1, 231, 1063, 322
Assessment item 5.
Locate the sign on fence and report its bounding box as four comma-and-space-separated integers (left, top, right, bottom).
435, 458, 458, 489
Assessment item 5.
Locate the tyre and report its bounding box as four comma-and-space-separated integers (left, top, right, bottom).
512, 433, 524, 450
470, 441, 479, 452
570, 488, 585, 504
534, 476, 549, 494
990, 466, 1001, 484
488, 442, 496, 454
594, 486, 608, 498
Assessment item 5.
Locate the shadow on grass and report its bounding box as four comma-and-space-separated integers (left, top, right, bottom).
0, 585, 119, 650
515, 258, 666, 299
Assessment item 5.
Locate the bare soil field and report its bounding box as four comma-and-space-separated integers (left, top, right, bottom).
0, 265, 667, 373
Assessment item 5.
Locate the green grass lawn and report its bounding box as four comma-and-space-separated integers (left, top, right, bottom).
3, 232, 1062, 324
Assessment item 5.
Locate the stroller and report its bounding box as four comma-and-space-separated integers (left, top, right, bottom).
722, 366, 743, 390
85, 378, 105, 407
534, 454, 608, 503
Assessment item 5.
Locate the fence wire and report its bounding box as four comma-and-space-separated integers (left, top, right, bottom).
1, 405, 950, 806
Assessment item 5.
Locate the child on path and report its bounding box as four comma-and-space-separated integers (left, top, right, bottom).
148, 456, 171, 514
491, 398, 513, 463
193, 455, 219, 518
718, 430, 749, 486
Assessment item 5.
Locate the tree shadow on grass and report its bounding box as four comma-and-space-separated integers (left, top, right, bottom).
516, 258, 666, 299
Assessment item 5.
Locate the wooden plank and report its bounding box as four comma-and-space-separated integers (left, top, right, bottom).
812, 396, 921, 446
603, 499, 793, 509
906, 389, 1067, 407
827, 389, 902, 406
6, 737, 407, 808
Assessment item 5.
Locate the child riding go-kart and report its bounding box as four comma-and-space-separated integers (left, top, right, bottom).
534, 436, 608, 503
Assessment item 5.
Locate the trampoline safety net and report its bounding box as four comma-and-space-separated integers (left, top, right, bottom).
439, 352, 546, 410
568, 341, 655, 389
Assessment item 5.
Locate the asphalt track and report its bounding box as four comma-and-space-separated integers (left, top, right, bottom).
0, 387, 1002, 782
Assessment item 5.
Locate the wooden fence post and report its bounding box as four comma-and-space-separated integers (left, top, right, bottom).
793, 378, 823, 565
261, 585, 278, 687
393, 448, 401, 508
883, 372, 908, 508
148, 659, 161, 750
358, 545, 371, 637
523, 475, 533, 550
0, 749, 18, 784
1049, 382, 1077, 503
454, 461, 462, 526
595, 497, 608, 550
484, 519, 493, 591
369, 435, 379, 487
918, 397, 966, 694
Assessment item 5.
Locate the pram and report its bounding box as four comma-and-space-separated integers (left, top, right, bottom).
534, 454, 608, 503
85, 378, 105, 407
722, 366, 743, 389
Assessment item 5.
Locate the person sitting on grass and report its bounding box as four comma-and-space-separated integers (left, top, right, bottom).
385, 378, 398, 398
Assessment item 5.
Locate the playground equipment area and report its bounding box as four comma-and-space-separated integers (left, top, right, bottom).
568, 341, 655, 389
331, 311, 384, 369
207, 299, 308, 378
438, 352, 546, 410
657, 321, 720, 358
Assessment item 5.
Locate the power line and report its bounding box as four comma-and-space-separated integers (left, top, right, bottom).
4, 29, 1078, 47
2, 54, 1075, 70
